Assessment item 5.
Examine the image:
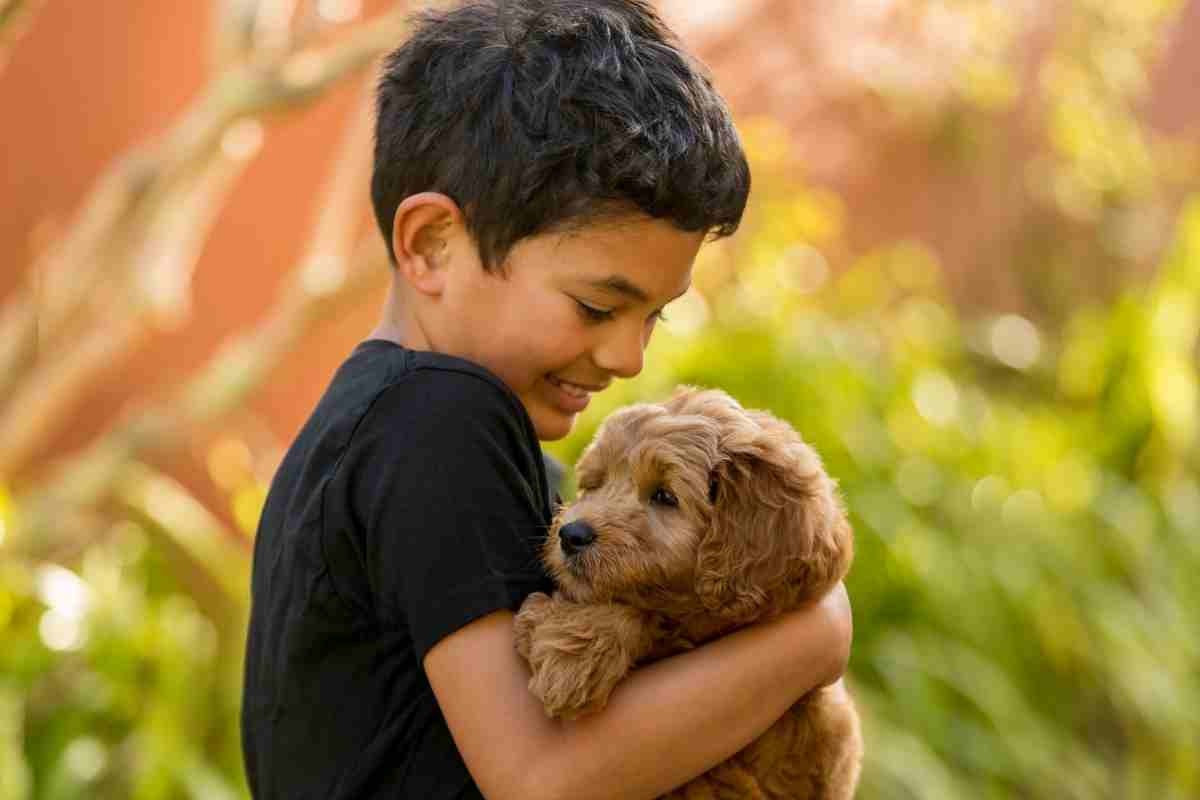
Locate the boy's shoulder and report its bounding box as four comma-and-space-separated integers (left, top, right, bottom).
278, 338, 552, 515
344, 338, 510, 393
324, 338, 530, 432
314, 339, 547, 476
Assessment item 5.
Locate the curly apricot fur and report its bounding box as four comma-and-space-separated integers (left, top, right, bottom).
515, 387, 862, 799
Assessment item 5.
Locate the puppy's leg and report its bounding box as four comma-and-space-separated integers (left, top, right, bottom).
514, 596, 659, 720
741, 682, 862, 800
662, 762, 768, 800
513, 591, 552, 662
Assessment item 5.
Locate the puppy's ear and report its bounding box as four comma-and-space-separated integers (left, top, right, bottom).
695, 410, 853, 621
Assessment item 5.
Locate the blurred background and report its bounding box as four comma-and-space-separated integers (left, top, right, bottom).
2, 0, 1198, 797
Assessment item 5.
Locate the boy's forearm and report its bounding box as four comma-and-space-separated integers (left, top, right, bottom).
527, 598, 846, 800
428, 587, 849, 800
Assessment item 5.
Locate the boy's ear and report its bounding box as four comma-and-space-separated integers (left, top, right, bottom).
391, 192, 463, 297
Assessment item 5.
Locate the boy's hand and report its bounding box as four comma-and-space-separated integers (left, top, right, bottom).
812, 580, 853, 688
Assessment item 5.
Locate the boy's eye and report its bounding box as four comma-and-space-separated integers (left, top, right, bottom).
574, 298, 615, 323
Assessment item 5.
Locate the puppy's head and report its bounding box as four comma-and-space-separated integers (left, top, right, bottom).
543, 387, 853, 622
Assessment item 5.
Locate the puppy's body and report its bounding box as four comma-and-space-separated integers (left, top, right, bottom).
514, 388, 862, 799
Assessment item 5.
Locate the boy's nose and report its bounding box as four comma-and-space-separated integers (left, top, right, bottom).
593, 324, 646, 378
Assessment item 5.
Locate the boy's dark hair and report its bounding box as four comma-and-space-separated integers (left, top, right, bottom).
371, 0, 750, 271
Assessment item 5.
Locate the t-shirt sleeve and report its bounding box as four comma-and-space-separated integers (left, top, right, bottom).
336, 369, 551, 664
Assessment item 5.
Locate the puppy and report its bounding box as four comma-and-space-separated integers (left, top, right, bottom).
514, 387, 862, 799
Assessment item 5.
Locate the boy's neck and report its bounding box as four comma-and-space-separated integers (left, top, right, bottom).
368, 278, 432, 351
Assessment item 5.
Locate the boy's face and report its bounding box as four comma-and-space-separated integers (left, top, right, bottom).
438, 215, 703, 441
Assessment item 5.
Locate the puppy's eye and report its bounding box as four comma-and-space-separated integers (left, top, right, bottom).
650, 487, 678, 507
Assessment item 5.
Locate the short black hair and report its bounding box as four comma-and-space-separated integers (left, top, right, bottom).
370, 0, 750, 271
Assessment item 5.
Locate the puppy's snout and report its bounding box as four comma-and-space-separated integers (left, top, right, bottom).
558, 520, 596, 555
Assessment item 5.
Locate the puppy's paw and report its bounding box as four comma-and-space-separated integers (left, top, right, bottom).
513, 592, 553, 662
524, 604, 651, 720
527, 631, 629, 720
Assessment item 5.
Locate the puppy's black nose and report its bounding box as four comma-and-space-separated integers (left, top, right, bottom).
558, 520, 596, 555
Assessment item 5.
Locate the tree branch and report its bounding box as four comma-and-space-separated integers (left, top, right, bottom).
0, 5, 407, 472
115, 461, 250, 610
8, 50, 387, 557
0, 0, 44, 69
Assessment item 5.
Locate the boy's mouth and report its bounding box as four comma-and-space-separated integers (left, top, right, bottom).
546, 374, 606, 397
545, 374, 607, 413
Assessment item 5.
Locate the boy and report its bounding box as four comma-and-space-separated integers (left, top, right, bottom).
240, 2, 852, 798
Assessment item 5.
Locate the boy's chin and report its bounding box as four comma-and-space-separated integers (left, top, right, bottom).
530, 407, 577, 442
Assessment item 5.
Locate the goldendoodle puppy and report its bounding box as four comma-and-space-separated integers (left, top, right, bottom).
514, 387, 862, 799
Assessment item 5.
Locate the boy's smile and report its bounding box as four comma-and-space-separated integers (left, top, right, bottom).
544, 373, 606, 412
384, 199, 704, 442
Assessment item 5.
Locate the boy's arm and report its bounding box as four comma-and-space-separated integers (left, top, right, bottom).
424, 581, 852, 800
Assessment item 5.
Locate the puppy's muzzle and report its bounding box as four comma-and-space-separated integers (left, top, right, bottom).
558, 520, 596, 556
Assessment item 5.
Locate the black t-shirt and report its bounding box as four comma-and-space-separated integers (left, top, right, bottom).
241, 340, 556, 799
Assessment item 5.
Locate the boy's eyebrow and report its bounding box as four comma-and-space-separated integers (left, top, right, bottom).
584, 275, 690, 303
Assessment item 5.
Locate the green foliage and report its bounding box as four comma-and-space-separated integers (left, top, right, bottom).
0, 522, 246, 800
